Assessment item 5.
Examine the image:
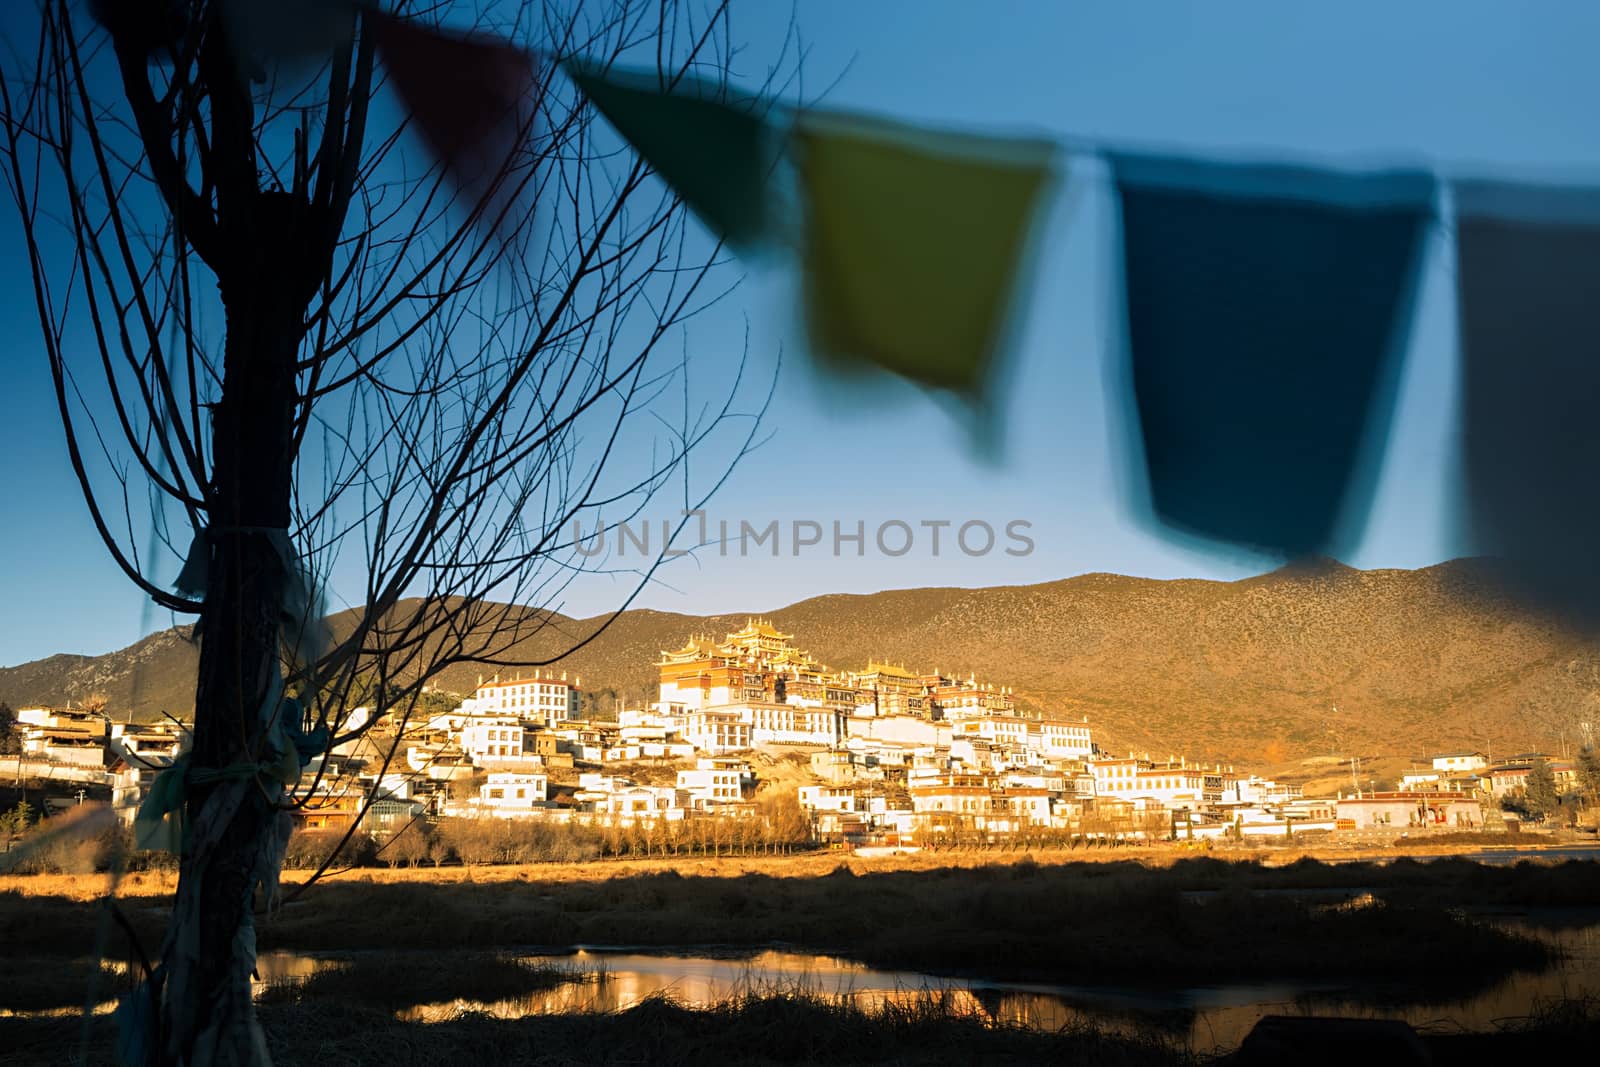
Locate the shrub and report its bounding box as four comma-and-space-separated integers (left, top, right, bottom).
283, 829, 370, 870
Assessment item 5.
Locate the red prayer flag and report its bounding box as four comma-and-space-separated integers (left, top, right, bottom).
367, 10, 540, 195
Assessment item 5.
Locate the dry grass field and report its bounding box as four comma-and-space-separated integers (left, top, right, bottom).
5, 849, 1599, 1065
6, 849, 1591, 979
6, 834, 1572, 904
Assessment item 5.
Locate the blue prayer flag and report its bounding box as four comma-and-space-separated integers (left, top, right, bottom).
1111, 155, 1433, 555
1455, 180, 1600, 626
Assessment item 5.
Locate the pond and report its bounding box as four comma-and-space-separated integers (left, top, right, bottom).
252, 913, 1600, 1054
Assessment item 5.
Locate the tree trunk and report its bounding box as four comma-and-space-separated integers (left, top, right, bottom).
158, 202, 303, 1064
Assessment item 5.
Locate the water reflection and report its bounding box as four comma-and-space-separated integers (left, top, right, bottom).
252, 917, 1600, 1054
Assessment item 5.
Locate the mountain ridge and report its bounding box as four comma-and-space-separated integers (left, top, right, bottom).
4, 558, 1596, 763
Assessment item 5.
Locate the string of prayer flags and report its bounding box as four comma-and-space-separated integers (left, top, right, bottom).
100, 7, 1600, 623
565, 61, 783, 249
1455, 180, 1600, 626
1111, 154, 1434, 555
793, 111, 1058, 414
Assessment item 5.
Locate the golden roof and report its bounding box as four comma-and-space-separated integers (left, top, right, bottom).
862, 661, 917, 679
727, 617, 791, 640
658, 634, 723, 660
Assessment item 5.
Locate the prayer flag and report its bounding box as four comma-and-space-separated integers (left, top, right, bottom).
567, 62, 780, 249
795, 110, 1057, 404
1111, 155, 1433, 554
1456, 180, 1600, 625
369, 12, 541, 191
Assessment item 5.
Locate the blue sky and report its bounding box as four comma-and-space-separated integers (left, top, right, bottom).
4, 0, 1599, 664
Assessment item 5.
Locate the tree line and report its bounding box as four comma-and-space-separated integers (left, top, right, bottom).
285, 790, 816, 870
1499, 752, 1600, 824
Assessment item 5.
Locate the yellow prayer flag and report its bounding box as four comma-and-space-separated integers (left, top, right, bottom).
795, 112, 1058, 399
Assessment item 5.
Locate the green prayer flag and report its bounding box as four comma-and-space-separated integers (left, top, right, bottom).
565, 61, 780, 248
795, 111, 1057, 399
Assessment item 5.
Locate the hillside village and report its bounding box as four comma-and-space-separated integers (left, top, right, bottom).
14, 561, 1600, 770
5, 619, 1597, 855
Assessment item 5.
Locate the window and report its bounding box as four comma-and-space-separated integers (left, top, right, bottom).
489, 788, 503, 799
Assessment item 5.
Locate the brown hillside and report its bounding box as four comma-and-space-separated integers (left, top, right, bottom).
0, 627, 198, 723
4, 559, 1598, 763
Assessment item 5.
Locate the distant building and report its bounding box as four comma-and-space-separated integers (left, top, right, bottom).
1028, 718, 1095, 760
1431, 752, 1488, 774
362, 797, 425, 836
1487, 765, 1532, 800
924, 674, 1016, 720
477, 771, 549, 812
681, 708, 752, 754
1089, 758, 1143, 798
1399, 768, 1443, 790
594, 785, 688, 821
853, 662, 925, 717
434, 672, 581, 732
24, 726, 108, 768
953, 715, 1030, 749
460, 718, 526, 765
651, 621, 1098, 766
846, 715, 952, 749
110, 754, 177, 824
1337, 791, 1482, 830
676, 764, 743, 806
292, 786, 363, 831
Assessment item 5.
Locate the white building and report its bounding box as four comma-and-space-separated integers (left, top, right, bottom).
368, 772, 415, 801
1028, 718, 1095, 760
111, 754, 177, 824
461, 718, 526, 765
478, 771, 548, 812
405, 743, 477, 783
597, 785, 687, 820
845, 715, 952, 749
15, 707, 102, 730
108, 723, 185, 764
682, 708, 752, 754
435, 673, 582, 732
798, 784, 858, 814
1133, 767, 1207, 809
1090, 758, 1143, 798
949, 738, 1005, 774
995, 788, 1053, 825
1001, 768, 1067, 793
678, 765, 743, 806
1400, 769, 1443, 790
744, 702, 846, 746
843, 737, 932, 770
25, 730, 108, 768
634, 700, 842, 752
576, 772, 629, 795
952, 715, 1030, 750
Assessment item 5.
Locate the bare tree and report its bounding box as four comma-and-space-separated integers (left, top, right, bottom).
1, 1, 787, 1061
